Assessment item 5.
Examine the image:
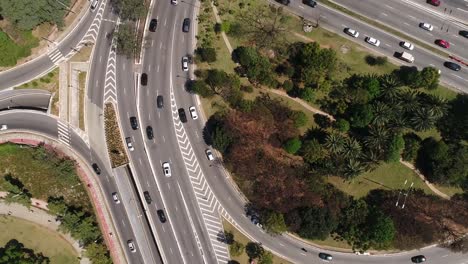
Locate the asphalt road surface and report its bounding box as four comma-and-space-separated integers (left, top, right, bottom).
0, 89, 51, 111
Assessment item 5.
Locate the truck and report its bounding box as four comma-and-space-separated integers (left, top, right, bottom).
399, 52, 414, 63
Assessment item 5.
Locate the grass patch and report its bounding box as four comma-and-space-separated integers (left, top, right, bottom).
78, 72, 86, 130
327, 162, 434, 198
104, 103, 128, 168
0, 29, 39, 67
0, 216, 79, 264
432, 184, 464, 197
0, 143, 92, 212
223, 220, 291, 264
306, 234, 352, 250
70, 45, 94, 62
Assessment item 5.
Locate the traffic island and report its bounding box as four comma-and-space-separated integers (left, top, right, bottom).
104, 103, 128, 168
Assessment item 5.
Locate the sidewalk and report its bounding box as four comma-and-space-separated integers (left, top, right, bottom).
69, 62, 89, 129
0, 200, 90, 264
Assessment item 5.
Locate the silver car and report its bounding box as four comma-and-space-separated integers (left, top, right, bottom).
419, 23, 434, 31
344, 28, 359, 38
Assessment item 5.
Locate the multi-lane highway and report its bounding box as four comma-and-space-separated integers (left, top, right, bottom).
0, 0, 467, 263
333, 0, 468, 60
278, 0, 468, 93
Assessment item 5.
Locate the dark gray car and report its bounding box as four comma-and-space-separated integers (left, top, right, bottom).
182, 18, 190, 32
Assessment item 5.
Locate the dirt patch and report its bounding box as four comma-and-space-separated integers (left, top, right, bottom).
104, 103, 128, 168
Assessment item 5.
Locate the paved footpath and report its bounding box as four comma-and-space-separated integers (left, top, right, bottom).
0, 200, 90, 264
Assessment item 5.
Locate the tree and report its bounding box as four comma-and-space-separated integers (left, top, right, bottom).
229, 241, 244, 257
291, 42, 337, 88
211, 125, 233, 154
237, 5, 288, 50
262, 210, 287, 235
419, 67, 440, 90
2, 174, 31, 208
348, 104, 374, 128
224, 231, 234, 245
232, 46, 273, 86
196, 47, 217, 62
258, 251, 273, 264
245, 242, 264, 259
314, 114, 332, 129
298, 206, 337, 240
283, 137, 302, 154
364, 125, 389, 156
189, 80, 214, 98
301, 139, 327, 164
47, 196, 68, 216
336, 199, 369, 246
114, 22, 137, 58
324, 133, 345, 154
409, 107, 438, 131
341, 137, 362, 160
402, 133, 421, 162
334, 118, 350, 132
385, 133, 405, 162
299, 87, 315, 103
438, 94, 468, 142
112, 0, 146, 21
0, 239, 50, 264
85, 243, 112, 264
366, 208, 396, 249
0, 0, 70, 30
290, 111, 308, 128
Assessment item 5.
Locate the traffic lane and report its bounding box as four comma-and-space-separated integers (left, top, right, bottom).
87, 6, 117, 107
0, 111, 145, 264
0, 89, 51, 111
117, 53, 190, 264
403, 0, 468, 23
332, 0, 468, 60
0, 1, 101, 90
283, 0, 468, 93
113, 167, 161, 264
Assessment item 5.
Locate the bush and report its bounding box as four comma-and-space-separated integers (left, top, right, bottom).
291, 111, 308, 128
214, 23, 222, 34
282, 80, 293, 92
240, 85, 254, 93
314, 113, 332, 129
196, 47, 217, 63
48, 72, 55, 77
284, 137, 302, 154
229, 241, 244, 257
226, 22, 243, 37
300, 88, 315, 103
221, 21, 231, 33
334, 118, 350, 132
32, 81, 38, 87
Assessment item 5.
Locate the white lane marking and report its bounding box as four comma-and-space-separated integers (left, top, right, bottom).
99, 56, 102, 62
429, 63, 435, 66
164, 18, 167, 26
457, 8, 468, 13
426, 32, 433, 36
151, 40, 154, 47
123, 63, 125, 70
167, 183, 171, 190
157, 65, 160, 72
279, 243, 285, 247
320, 15, 327, 18
381, 12, 388, 16
148, 112, 151, 120
404, 22, 410, 26
385, 43, 392, 47
159, 42, 162, 50
408, 15, 417, 20
147, 180, 150, 187
170, 248, 173, 254
341, 24, 347, 27
384, 4, 394, 9
450, 43, 456, 46
299, 5, 304, 9
139, 158, 143, 165
162, 135, 165, 142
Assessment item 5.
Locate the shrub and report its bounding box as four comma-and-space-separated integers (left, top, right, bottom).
221, 21, 231, 33
282, 80, 293, 92
300, 88, 315, 103
291, 111, 308, 128
196, 47, 217, 62
240, 85, 254, 93
214, 23, 222, 34
32, 81, 38, 87
284, 137, 302, 154
229, 241, 244, 257
334, 118, 350, 132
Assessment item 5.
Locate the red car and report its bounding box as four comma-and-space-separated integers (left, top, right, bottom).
428, 0, 440, 6
436, 39, 450, 48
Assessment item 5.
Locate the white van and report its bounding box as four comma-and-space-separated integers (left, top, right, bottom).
399, 52, 414, 63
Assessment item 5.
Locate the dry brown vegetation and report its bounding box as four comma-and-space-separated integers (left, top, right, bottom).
104, 103, 128, 168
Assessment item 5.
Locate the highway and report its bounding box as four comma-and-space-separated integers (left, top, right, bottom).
0, 89, 51, 111
0, 0, 467, 263
0, 0, 107, 90
332, 0, 468, 60
0, 110, 162, 264
278, 0, 468, 93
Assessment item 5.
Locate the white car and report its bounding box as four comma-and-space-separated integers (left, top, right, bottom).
344, 28, 359, 38
419, 23, 434, 31
171, 0, 178, 4
182, 56, 189, 72
189, 106, 198, 120
400, 41, 415, 50
365, 37, 380, 47
0, 124, 7, 131
125, 137, 134, 151
162, 162, 171, 177
205, 149, 214, 161
90, 0, 99, 11
127, 240, 136, 253
112, 192, 120, 204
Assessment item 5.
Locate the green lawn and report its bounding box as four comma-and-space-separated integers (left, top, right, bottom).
327, 162, 434, 198
223, 220, 291, 264
0, 143, 92, 212
0, 216, 79, 264
0, 29, 39, 67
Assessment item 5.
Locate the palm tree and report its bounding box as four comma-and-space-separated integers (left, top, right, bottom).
324, 133, 345, 154
364, 125, 389, 155
371, 102, 392, 126
410, 107, 437, 131
419, 94, 448, 119
399, 89, 421, 113
379, 74, 401, 101
344, 159, 366, 179
342, 137, 362, 160
362, 150, 381, 172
